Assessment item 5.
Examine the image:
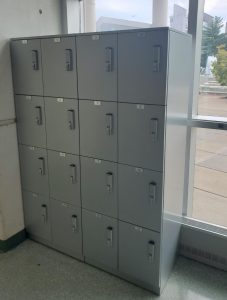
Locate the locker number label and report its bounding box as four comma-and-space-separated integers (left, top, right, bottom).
29, 146, 35, 151
92, 35, 100, 40
54, 37, 61, 43
59, 152, 66, 157
57, 98, 64, 102
136, 104, 144, 110
25, 96, 32, 100
134, 226, 143, 232
94, 159, 102, 164
135, 167, 143, 173
22, 40, 28, 44
94, 101, 101, 106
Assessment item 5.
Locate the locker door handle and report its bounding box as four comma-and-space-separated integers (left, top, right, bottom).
148, 241, 155, 263
105, 47, 113, 72
153, 45, 161, 72
72, 215, 78, 232
106, 113, 113, 136
38, 157, 45, 176
149, 182, 157, 204
69, 164, 77, 184
65, 49, 73, 71
150, 118, 158, 141
67, 109, 75, 130
41, 204, 47, 224
31, 50, 39, 70
35, 106, 42, 125
106, 226, 113, 247
106, 172, 113, 193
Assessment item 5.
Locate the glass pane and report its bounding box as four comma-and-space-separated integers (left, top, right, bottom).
169, 0, 189, 33
198, 0, 227, 118
96, 0, 153, 32
191, 128, 227, 228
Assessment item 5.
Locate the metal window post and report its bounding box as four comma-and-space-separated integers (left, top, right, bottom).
152, 0, 168, 27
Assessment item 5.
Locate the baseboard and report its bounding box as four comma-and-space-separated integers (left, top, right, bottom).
0, 230, 26, 252
179, 225, 227, 272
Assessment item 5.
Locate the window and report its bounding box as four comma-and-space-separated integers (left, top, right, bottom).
185, 0, 227, 234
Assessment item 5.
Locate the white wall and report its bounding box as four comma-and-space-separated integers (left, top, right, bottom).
0, 0, 63, 240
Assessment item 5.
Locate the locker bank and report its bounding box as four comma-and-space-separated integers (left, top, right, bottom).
10, 27, 191, 294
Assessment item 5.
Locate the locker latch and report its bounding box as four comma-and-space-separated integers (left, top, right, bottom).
106, 226, 113, 247
153, 45, 161, 72
106, 113, 113, 135
65, 49, 73, 71
148, 241, 155, 263
149, 182, 157, 204
150, 118, 158, 141
72, 215, 78, 232
69, 164, 77, 184
35, 106, 42, 125
38, 157, 45, 176
106, 172, 113, 192
67, 109, 75, 130
41, 204, 47, 224
105, 47, 113, 72
31, 50, 39, 70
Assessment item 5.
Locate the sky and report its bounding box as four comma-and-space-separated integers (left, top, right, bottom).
96, 0, 227, 25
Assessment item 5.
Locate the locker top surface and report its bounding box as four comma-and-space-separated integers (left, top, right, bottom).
10, 27, 191, 41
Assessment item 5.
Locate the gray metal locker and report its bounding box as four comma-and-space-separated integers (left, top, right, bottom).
81, 156, 117, 218
48, 150, 81, 206
119, 221, 160, 289
23, 190, 51, 242
11, 39, 43, 95
41, 37, 78, 98
51, 199, 83, 259
82, 209, 118, 270
118, 30, 168, 105
45, 97, 79, 154
118, 164, 162, 232
118, 103, 165, 171
19, 145, 49, 195
80, 100, 117, 162
77, 33, 117, 101
15, 95, 46, 148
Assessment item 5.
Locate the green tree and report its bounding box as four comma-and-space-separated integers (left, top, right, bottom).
201, 16, 226, 68
213, 45, 227, 86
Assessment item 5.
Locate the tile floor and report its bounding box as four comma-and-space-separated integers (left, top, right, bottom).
0, 239, 227, 300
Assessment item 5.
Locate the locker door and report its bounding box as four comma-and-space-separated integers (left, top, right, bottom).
19, 145, 49, 195
80, 100, 117, 161
118, 30, 168, 105
119, 221, 160, 288
51, 199, 83, 259
118, 103, 165, 171
118, 164, 162, 232
11, 39, 43, 95
15, 95, 46, 148
81, 156, 117, 218
48, 150, 81, 206
82, 209, 118, 270
23, 190, 51, 242
42, 37, 78, 98
77, 34, 117, 101
45, 98, 79, 154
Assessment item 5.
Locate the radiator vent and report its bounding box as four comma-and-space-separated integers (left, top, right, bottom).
179, 244, 227, 271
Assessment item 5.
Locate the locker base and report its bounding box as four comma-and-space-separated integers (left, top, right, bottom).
85, 257, 161, 295
0, 229, 26, 252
